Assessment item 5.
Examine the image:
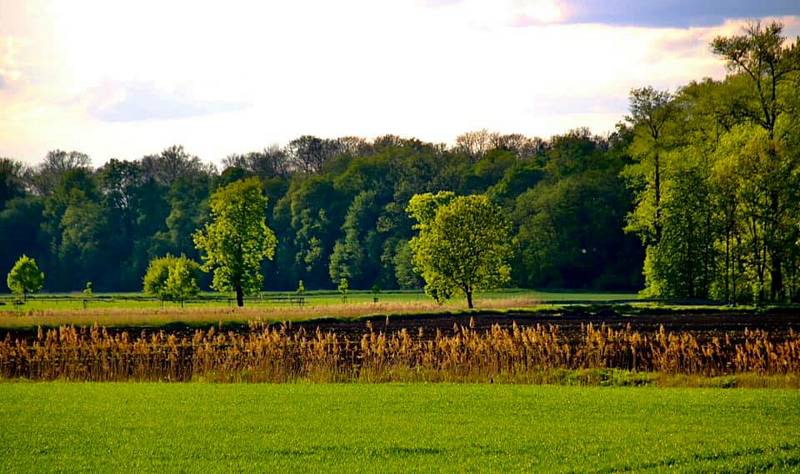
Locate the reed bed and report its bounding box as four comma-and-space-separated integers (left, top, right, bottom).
0, 298, 539, 329
1, 320, 799, 383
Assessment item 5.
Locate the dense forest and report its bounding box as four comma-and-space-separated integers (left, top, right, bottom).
1, 22, 798, 303
0, 129, 641, 294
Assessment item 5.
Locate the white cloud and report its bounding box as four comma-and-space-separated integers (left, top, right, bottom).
0, 0, 796, 165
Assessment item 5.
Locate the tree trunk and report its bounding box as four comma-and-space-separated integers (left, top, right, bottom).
235, 286, 244, 307
466, 290, 474, 309
724, 231, 730, 304
770, 253, 783, 302
770, 191, 783, 301
653, 152, 661, 244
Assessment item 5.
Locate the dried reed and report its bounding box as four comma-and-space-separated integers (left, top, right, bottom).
1, 321, 798, 383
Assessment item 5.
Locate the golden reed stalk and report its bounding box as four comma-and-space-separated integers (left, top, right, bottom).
1, 322, 798, 382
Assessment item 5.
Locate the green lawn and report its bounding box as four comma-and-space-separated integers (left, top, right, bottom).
0, 288, 637, 312
1, 384, 798, 472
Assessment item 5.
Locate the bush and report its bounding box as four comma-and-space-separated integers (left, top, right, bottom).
143, 255, 201, 305
6, 255, 45, 302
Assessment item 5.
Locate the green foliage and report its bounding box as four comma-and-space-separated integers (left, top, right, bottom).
164, 258, 200, 306
143, 255, 200, 304
620, 22, 800, 302
338, 277, 349, 303
6, 255, 44, 301
0, 158, 27, 209
8, 25, 800, 301
407, 192, 511, 308
329, 190, 379, 287
142, 256, 173, 301
193, 178, 277, 306
0, 131, 644, 294
392, 240, 422, 289
639, 147, 716, 299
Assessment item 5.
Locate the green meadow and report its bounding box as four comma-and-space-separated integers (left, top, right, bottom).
1, 383, 798, 472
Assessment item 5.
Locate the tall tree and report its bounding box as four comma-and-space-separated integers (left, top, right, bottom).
329, 190, 380, 287
193, 178, 277, 306
625, 87, 676, 245
712, 21, 800, 300
407, 192, 511, 308
286, 136, 341, 174
141, 145, 211, 186
30, 150, 91, 196
0, 158, 27, 209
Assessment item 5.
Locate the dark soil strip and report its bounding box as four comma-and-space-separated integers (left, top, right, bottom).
3, 306, 799, 343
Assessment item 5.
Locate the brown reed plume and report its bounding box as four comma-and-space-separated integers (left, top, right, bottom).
1, 323, 798, 382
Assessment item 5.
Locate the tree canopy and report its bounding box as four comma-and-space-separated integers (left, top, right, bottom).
143, 254, 201, 305
6, 255, 45, 301
407, 192, 511, 308
193, 178, 277, 306
624, 21, 800, 303
4, 22, 799, 305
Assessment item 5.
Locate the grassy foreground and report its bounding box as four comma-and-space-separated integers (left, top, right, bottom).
1, 384, 798, 472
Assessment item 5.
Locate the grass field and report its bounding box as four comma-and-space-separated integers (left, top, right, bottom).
0, 288, 638, 310
0, 289, 637, 329
1, 384, 798, 472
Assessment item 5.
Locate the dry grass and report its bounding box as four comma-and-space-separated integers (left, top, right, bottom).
0, 297, 541, 329
2, 320, 798, 383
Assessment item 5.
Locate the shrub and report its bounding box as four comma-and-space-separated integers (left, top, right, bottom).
143, 255, 201, 305
6, 255, 45, 302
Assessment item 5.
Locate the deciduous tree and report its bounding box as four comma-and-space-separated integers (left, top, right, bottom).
711, 21, 800, 300
6, 255, 44, 301
193, 178, 277, 306
407, 192, 511, 308
143, 255, 201, 305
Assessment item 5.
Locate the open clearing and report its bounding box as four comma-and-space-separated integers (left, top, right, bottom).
0, 384, 798, 472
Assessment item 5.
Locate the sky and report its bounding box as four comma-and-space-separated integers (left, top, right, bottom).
1, 1, 799, 165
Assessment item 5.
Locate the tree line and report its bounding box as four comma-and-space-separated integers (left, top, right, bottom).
625, 21, 800, 304
0, 129, 640, 295
1, 22, 797, 304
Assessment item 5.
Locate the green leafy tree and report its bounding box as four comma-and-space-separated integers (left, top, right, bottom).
624, 87, 677, 245
513, 133, 636, 290
407, 192, 511, 308
338, 277, 349, 303
392, 240, 422, 289
329, 191, 380, 287
640, 155, 715, 299
193, 178, 277, 306
143, 255, 201, 304
143, 255, 175, 302
0, 158, 27, 210
6, 255, 45, 302
711, 21, 800, 300
164, 257, 200, 307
